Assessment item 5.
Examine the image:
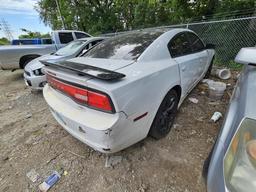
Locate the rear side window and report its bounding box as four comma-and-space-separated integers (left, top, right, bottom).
186, 32, 205, 52
85, 31, 164, 60
168, 33, 192, 58
59, 32, 74, 44
75, 32, 90, 39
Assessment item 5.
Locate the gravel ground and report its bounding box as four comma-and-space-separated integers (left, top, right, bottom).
0, 69, 237, 192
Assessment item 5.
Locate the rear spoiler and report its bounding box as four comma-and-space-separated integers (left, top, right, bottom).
41, 60, 126, 81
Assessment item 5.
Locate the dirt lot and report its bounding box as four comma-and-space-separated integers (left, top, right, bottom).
0, 69, 237, 192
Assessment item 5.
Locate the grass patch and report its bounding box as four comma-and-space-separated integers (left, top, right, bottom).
214, 58, 243, 70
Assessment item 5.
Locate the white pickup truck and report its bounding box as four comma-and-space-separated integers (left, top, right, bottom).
0, 30, 91, 70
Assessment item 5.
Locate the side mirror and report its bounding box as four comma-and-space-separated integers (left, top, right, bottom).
235, 47, 256, 65
205, 43, 215, 50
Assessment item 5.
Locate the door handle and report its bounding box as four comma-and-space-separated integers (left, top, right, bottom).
181, 66, 186, 71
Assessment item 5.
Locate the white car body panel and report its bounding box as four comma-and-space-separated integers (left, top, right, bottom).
43, 28, 215, 153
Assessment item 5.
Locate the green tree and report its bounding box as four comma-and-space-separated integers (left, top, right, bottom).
36, 0, 256, 34
19, 29, 50, 39
0, 37, 10, 45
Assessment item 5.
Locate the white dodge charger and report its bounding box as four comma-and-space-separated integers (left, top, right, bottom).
43, 28, 215, 153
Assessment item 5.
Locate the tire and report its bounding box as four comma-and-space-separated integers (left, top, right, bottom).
204, 57, 214, 78
149, 89, 179, 139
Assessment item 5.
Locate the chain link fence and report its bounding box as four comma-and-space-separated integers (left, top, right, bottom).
103, 16, 256, 67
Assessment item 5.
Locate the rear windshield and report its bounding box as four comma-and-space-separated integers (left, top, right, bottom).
84, 31, 164, 60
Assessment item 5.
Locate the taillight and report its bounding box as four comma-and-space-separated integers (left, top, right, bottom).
88, 91, 112, 112
46, 74, 114, 113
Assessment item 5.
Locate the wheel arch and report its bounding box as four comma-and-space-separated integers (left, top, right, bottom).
171, 85, 182, 101
150, 84, 182, 126
19, 54, 41, 69
148, 84, 182, 139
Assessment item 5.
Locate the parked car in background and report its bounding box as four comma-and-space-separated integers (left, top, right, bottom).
24, 37, 105, 90
206, 47, 256, 192
11, 38, 52, 45
42, 28, 215, 153
0, 30, 91, 70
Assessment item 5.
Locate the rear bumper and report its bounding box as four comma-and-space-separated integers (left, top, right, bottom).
23, 71, 46, 90
43, 84, 148, 153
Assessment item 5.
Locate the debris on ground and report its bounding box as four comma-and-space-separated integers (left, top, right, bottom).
188, 97, 199, 104
39, 171, 61, 192
210, 112, 222, 123
105, 155, 123, 168
209, 101, 220, 105
202, 79, 214, 85
26, 169, 40, 183
63, 170, 68, 176
211, 68, 231, 80
208, 81, 227, 100
25, 113, 32, 119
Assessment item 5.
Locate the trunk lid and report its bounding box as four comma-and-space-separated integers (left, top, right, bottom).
44, 57, 134, 88
43, 57, 134, 82
65, 57, 134, 71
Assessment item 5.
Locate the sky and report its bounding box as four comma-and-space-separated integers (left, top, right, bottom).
0, 0, 51, 39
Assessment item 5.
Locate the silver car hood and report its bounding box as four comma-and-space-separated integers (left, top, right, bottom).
25, 54, 66, 71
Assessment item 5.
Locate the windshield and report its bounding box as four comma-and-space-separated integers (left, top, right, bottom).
55, 40, 86, 56
84, 31, 164, 60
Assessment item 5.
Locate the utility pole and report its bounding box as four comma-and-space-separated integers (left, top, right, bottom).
55, 0, 66, 29
0, 18, 13, 41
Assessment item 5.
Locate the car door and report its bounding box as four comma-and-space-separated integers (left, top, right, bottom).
168, 32, 200, 94
186, 32, 209, 80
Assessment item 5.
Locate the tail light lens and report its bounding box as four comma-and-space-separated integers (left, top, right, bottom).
46, 74, 114, 113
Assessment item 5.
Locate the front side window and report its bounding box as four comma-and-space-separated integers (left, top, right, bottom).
75, 32, 90, 39
55, 40, 86, 56
59, 32, 74, 44
84, 31, 164, 60
168, 33, 192, 58
78, 39, 104, 56
186, 32, 205, 52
